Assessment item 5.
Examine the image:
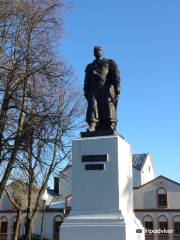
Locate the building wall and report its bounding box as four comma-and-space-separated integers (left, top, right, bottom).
33, 211, 64, 240
134, 177, 180, 209
0, 192, 12, 209
0, 210, 64, 240
135, 211, 180, 240
141, 154, 155, 185
0, 186, 64, 240
134, 176, 180, 240
59, 167, 72, 196
0, 212, 19, 240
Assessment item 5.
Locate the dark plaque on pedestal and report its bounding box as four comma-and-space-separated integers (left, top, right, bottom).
82, 154, 108, 162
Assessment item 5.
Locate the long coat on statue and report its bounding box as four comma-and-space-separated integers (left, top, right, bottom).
84, 58, 120, 129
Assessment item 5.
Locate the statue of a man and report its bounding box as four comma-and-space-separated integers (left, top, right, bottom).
84, 46, 121, 132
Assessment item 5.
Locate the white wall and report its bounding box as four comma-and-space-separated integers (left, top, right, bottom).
0, 184, 64, 240
134, 176, 180, 240
134, 211, 179, 240
141, 154, 155, 185
33, 211, 64, 239
0, 191, 12, 209
0, 210, 64, 240
59, 166, 72, 196
134, 176, 180, 209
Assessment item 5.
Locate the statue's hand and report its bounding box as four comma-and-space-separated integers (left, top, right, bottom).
115, 88, 120, 96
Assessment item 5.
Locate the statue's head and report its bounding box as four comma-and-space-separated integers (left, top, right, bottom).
94, 46, 103, 59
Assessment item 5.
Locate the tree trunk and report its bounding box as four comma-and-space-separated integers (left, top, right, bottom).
26, 217, 33, 240
0, 78, 28, 198
13, 209, 22, 240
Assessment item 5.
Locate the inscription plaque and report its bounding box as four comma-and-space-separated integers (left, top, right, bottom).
82, 154, 108, 162
85, 164, 104, 170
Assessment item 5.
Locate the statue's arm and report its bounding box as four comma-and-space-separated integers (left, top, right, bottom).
109, 60, 121, 96
84, 65, 91, 100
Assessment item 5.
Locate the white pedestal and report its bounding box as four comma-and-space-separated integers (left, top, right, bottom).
61, 135, 144, 240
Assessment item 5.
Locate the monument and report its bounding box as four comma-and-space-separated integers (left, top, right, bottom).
61, 47, 144, 240
84, 46, 120, 133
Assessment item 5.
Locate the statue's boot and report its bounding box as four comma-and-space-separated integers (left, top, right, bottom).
87, 123, 96, 132
110, 123, 116, 130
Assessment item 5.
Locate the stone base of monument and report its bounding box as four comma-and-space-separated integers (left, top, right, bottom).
61, 135, 144, 240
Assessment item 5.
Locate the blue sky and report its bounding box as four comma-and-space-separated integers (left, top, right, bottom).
60, 0, 180, 182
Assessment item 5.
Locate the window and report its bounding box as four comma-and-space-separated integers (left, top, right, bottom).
144, 216, 154, 234
145, 221, 154, 231
54, 215, 63, 240
173, 216, 180, 235
144, 216, 154, 240
159, 222, 168, 232
158, 194, 167, 207
0, 216, 8, 233
158, 215, 169, 235
157, 188, 167, 208
1, 222, 8, 233
174, 222, 180, 235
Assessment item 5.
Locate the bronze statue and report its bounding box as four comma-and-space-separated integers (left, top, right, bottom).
84, 46, 121, 132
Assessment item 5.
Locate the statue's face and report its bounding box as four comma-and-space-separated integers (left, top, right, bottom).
94, 47, 103, 58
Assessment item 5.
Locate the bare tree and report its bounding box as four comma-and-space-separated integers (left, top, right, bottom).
19, 73, 83, 239
5, 181, 28, 240
0, 0, 84, 238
